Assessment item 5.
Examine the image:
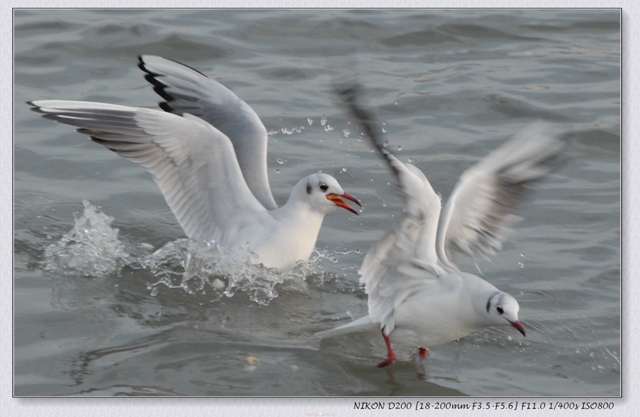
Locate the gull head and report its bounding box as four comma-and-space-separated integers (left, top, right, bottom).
485, 291, 525, 337
300, 173, 361, 215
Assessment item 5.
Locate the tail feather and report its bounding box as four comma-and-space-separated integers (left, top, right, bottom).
315, 315, 375, 339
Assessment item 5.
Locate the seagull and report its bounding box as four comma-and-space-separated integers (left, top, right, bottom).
29, 55, 360, 272
317, 79, 565, 367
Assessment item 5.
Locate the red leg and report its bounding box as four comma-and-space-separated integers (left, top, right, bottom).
377, 328, 396, 368
418, 347, 428, 359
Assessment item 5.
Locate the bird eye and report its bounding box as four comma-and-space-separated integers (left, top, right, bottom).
497, 306, 504, 314
319, 183, 328, 192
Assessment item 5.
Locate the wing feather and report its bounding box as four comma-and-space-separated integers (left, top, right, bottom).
138, 55, 277, 210
335, 80, 443, 334
30, 99, 267, 244
436, 122, 565, 266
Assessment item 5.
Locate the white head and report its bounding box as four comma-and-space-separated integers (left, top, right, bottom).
484, 291, 526, 337
291, 173, 361, 215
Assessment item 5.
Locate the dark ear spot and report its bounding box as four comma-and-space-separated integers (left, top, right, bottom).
306, 183, 312, 194
486, 291, 500, 313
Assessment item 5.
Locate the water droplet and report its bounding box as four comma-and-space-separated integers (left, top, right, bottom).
324, 125, 334, 131
343, 129, 350, 138
518, 262, 524, 268
275, 168, 280, 173
320, 115, 327, 126
382, 140, 389, 148
276, 158, 284, 165
307, 117, 313, 125
520, 253, 525, 257
382, 127, 387, 133
397, 145, 402, 151
408, 157, 413, 163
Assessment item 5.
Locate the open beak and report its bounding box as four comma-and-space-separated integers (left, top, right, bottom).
326, 192, 361, 215
509, 320, 526, 337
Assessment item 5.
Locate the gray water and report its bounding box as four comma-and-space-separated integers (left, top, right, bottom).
14, 9, 620, 398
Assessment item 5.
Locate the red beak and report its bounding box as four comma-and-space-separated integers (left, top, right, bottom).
509, 320, 526, 337
326, 192, 361, 215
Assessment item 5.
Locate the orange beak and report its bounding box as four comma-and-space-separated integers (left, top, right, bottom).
509, 320, 526, 337
326, 192, 361, 215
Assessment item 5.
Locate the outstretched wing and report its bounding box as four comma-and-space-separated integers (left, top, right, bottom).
436, 121, 565, 267
30, 100, 267, 243
138, 55, 277, 210
334, 80, 443, 335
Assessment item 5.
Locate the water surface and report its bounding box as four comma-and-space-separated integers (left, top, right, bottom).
14, 9, 620, 397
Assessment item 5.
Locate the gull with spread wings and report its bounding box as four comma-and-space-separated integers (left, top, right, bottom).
317, 79, 564, 367
30, 56, 361, 272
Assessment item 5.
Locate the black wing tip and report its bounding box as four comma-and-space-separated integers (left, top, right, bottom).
158, 102, 174, 113
138, 54, 209, 78
333, 74, 402, 179
137, 55, 151, 74
27, 100, 45, 113
140, 71, 175, 110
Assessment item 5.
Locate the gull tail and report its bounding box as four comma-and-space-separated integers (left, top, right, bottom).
315, 315, 376, 339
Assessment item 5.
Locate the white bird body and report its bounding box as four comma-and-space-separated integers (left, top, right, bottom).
391, 271, 503, 348
30, 56, 360, 272
319, 81, 564, 366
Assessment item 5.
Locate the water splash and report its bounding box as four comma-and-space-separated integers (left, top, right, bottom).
41, 201, 338, 306
141, 239, 327, 306
42, 200, 131, 277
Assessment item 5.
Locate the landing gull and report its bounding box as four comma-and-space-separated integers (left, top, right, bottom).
29, 56, 361, 272
317, 80, 564, 367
